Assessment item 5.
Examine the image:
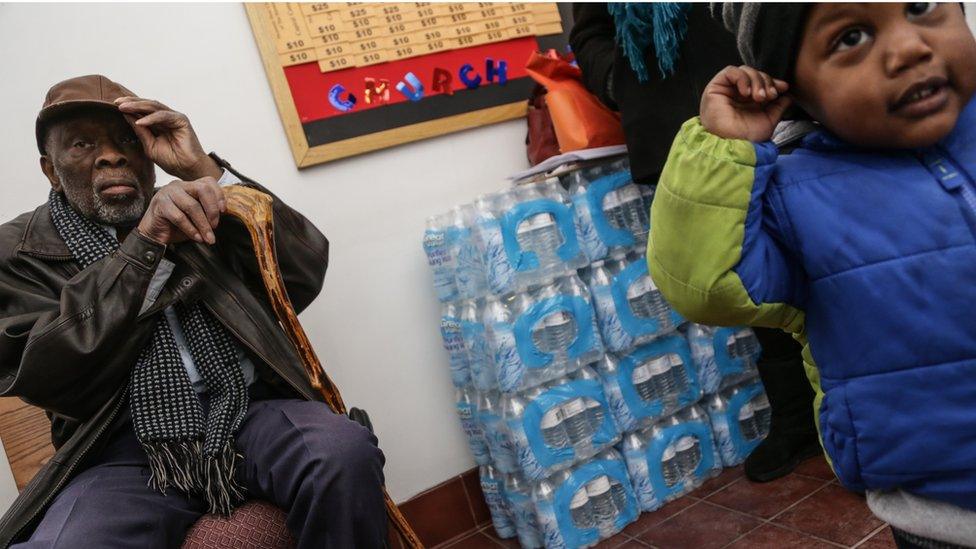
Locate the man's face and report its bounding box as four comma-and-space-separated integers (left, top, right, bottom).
793, 3, 976, 149
41, 109, 155, 225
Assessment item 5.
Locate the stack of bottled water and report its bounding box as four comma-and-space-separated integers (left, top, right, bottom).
688, 324, 761, 394
705, 379, 771, 466
622, 406, 722, 511
425, 155, 770, 548
533, 449, 639, 548
597, 335, 703, 433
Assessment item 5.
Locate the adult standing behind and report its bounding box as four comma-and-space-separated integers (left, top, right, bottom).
0, 75, 387, 547
570, 3, 819, 483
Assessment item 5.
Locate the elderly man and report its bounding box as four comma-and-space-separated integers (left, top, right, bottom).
0, 75, 387, 548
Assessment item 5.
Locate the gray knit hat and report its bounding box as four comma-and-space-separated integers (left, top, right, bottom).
710, 3, 812, 82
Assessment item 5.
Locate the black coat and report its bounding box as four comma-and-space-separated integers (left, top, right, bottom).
0, 155, 329, 545
570, 3, 742, 185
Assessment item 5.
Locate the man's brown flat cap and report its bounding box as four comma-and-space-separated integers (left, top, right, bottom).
36, 74, 135, 154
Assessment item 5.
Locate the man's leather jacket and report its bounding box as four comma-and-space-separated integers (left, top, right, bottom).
0, 156, 328, 545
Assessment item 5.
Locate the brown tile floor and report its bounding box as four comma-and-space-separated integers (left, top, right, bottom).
436, 455, 897, 549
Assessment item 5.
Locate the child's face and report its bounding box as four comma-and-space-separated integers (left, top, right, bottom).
793, 3, 976, 149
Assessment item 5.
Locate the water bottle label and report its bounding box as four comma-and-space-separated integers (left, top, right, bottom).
490, 322, 525, 392
481, 477, 517, 538
624, 447, 659, 511
441, 316, 469, 387
508, 492, 542, 549
603, 377, 638, 433
483, 412, 518, 473
424, 228, 458, 301
709, 411, 738, 465
476, 219, 515, 295
458, 402, 491, 465
535, 501, 568, 549
455, 228, 486, 298
572, 193, 609, 261
562, 399, 586, 417
592, 285, 633, 352
463, 320, 493, 391
632, 364, 652, 383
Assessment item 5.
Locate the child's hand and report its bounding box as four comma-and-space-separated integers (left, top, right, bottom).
700, 65, 792, 142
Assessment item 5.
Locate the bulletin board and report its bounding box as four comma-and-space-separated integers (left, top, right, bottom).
245, 2, 568, 168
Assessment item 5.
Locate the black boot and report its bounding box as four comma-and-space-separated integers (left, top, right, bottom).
744, 328, 821, 483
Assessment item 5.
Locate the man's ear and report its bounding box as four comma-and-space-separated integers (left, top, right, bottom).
40, 156, 62, 193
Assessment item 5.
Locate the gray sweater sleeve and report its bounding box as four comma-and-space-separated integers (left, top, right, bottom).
866, 490, 976, 547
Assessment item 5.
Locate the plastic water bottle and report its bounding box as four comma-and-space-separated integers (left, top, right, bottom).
733, 328, 761, 361
461, 299, 493, 391
585, 475, 616, 534
480, 464, 517, 539
516, 185, 561, 266
423, 213, 458, 301
639, 183, 655, 216
626, 272, 656, 319
649, 356, 677, 402
452, 205, 488, 299
632, 362, 658, 402
602, 187, 626, 233
669, 354, 690, 398
599, 448, 631, 516
661, 443, 682, 487
540, 406, 570, 449
533, 477, 568, 549
569, 173, 608, 261
474, 194, 515, 295
562, 397, 594, 445
484, 296, 523, 393
479, 391, 517, 473
440, 302, 469, 387
576, 366, 606, 431
738, 401, 760, 441
646, 277, 674, 330
674, 435, 701, 478
621, 431, 655, 510
688, 324, 720, 394
753, 393, 772, 435
504, 474, 542, 548
617, 183, 648, 243
568, 484, 595, 530
537, 283, 577, 354
707, 393, 737, 466
455, 387, 491, 465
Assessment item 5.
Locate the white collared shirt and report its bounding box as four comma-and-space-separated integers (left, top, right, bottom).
104, 169, 256, 393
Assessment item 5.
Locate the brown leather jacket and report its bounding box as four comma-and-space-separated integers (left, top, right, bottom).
0, 155, 328, 545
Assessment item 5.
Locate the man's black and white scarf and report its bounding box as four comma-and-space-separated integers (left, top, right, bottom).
49, 189, 249, 515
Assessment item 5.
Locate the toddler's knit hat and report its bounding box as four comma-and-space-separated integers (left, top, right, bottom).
710, 3, 812, 82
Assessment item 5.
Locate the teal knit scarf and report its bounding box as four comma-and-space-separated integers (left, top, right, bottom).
607, 3, 691, 82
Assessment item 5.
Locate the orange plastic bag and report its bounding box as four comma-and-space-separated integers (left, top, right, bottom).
524, 51, 626, 153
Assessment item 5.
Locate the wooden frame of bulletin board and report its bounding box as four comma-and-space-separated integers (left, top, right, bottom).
245, 2, 568, 168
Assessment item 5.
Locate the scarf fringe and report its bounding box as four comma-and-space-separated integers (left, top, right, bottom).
203, 441, 247, 516
143, 439, 246, 516
609, 2, 690, 82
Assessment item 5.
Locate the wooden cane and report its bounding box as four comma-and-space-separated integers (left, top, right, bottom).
221, 185, 424, 548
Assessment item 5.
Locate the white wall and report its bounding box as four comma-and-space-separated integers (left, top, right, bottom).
0, 3, 523, 503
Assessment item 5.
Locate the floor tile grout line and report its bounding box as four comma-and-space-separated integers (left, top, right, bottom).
703, 482, 854, 549
457, 473, 481, 529
765, 480, 833, 522
849, 523, 891, 548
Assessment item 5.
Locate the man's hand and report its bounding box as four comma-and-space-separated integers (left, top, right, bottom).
115, 97, 222, 182
137, 178, 226, 245
700, 66, 792, 143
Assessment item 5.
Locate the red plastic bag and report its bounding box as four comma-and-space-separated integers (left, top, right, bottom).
525, 51, 625, 153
